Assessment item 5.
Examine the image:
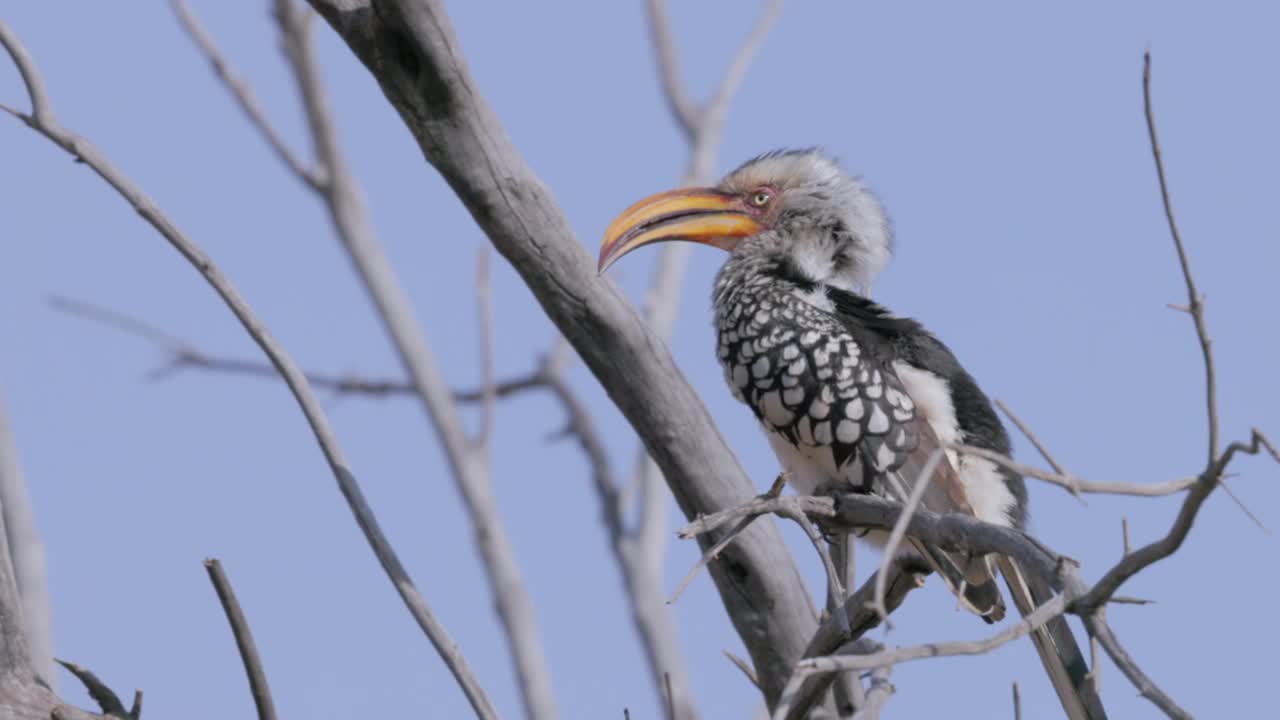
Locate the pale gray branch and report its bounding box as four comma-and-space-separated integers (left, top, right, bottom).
0, 21, 498, 719
872, 447, 943, 623
952, 443, 1197, 498
271, 3, 558, 714
203, 558, 277, 720
644, 0, 700, 136
1143, 51, 1218, 464
784, 594, 1066, 709
169, 0, 324, 189
0, 390, 54, 688
298, 0, 822, 709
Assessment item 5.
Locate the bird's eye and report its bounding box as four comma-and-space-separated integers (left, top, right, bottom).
749, 190, 772, 207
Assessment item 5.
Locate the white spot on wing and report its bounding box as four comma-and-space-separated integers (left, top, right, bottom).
876, 443, 895, 470
761, 391, 793, 427
867, 404, 889, 434
753, 356, 771, 378
836, 419, 860, 443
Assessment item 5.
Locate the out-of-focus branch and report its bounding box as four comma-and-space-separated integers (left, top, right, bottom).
167, 3, 558, 715
170, 0, 323, 189
203, 559, 277, 720
0, 390, 54, 688
0, 21, 498, 720
302, 1, 820, 709
644, 0, 699, 136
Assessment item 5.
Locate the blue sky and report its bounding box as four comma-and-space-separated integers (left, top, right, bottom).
2, 1, 1277, 718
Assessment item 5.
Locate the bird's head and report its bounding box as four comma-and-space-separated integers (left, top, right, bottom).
599, 149, 892, 294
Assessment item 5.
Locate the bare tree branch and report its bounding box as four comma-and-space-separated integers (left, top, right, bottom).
644, 0, 700, 137
56, 660, 140, 720
475, 248, 497, 449
1073, 429, 1278, 612
1082, 611, 1186, 720
872, 448, 943, 623
0, 21, 499, 720
773, 595, 1068, 720
952, 443, 1196, 498
164, 4, 560, 714
203, 559, 277, 720
1142, 50, 1218, 464
293, 1, 823, 710
995, 399, 1070, 477
0, 391, 54, 688
169, 0, 324, 189
779, 565, 923, 720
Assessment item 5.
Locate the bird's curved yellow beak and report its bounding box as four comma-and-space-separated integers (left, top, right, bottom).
598, 188, 762, 272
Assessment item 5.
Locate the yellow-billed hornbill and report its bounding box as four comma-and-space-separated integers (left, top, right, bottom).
600, 149, 1105, 719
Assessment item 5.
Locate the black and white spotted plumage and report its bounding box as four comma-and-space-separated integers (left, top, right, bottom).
714, 256, 922, 485
600, 148, 1106, 719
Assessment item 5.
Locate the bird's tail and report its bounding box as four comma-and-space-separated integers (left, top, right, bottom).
907, 538, 1006, 622
997, 556, 1108, 720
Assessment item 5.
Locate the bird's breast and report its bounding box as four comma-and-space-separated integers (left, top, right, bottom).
714, 283, 918, 482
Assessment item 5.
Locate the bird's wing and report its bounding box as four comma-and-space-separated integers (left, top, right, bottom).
825, 287, 1105, 717
810, 287, 1006, 619
878, 391, 1006, 621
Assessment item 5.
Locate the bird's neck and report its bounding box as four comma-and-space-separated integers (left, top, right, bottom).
713, 252, 838, 328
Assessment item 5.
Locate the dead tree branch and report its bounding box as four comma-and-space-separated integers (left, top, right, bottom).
166, 3, 558, 714
1143, 50, 1217, 464
292, 0, 819, 710
203, 559, 277, 720
170, 0, 324, 189
0, 21, 499, 720
0, 391, 54, 688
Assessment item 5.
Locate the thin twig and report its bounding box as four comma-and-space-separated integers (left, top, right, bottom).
1012, 682, 1022, 720
1143, 50, 1218, 464
169, 0, 323, 188
995, 399, 1069, 475
644, 0, 700, 136
723, 649, 761, 691
780, 569, 922, 720
475, 248, 497, 449
671, 492, 834, 606
1121, 517, 1131, 557
851, 664, 893, 720
952, 443, 1195, 498
873, 448, 944, 623
668, 514, 756, 605
807, 594, 1065, 674
0, 22, 499, 719
56, 659, 139, 719
1074, 429, 1279, 612
1084, 612, 1189, 720
203, 559, 277, 720
773, 595, 1067, 720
